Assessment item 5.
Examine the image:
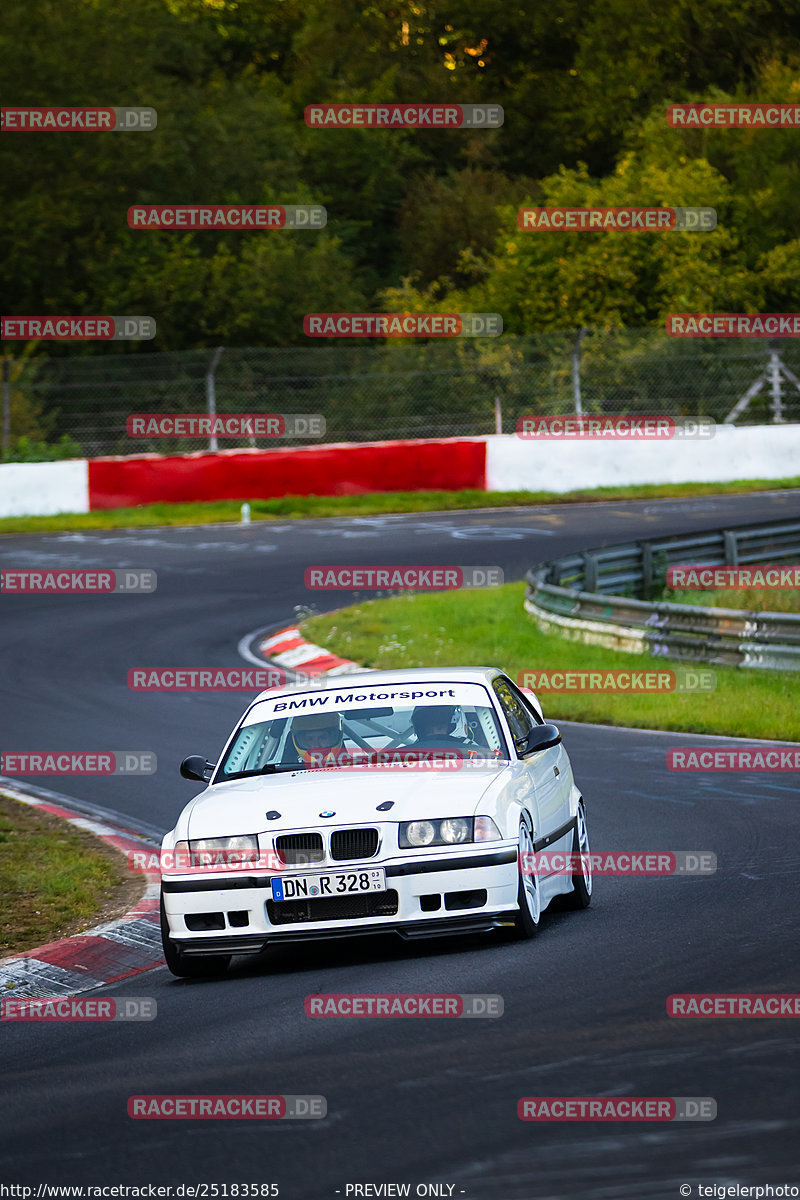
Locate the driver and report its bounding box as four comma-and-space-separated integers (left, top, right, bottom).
411, 704, 473, 750
290, 711, 345, 766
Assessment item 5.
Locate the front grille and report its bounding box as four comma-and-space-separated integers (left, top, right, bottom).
275, 833, 324, 866
267, 889, 399, 925
330, 827, 379, 861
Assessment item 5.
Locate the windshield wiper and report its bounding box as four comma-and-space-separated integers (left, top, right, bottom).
218, 764, 302, 781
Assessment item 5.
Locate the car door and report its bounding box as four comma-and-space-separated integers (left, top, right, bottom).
493, 676, 572, 845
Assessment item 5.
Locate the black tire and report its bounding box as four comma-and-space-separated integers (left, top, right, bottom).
563, 798, 592, 910
511, 818, 542, 939
160, 894, 231, 978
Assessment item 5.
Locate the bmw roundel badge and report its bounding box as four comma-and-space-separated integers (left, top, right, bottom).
319, 810, 336, 818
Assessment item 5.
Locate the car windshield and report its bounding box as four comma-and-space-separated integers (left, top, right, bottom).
217, 683, 509, 779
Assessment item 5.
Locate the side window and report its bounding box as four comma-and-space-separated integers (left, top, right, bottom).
506, 678, 545, 725
493, 678, 535, 745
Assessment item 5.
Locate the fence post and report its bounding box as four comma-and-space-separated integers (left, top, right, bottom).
640, 541, 653, 599
206, 346, 223, 453
582, 552, 598, 592
723, 529, 739, 567
571, 328, 589, 416
494, 395, 502, 435
768, 345, 785, 423
1, 358, 10, 452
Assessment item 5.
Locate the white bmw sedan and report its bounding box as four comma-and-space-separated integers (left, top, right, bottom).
160, 668, 591, 976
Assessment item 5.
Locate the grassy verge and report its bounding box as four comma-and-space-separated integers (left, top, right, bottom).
0, 475, 798, 535
0, 794, 141, 956
302, 584, 800, 740
663, 587, 800, 614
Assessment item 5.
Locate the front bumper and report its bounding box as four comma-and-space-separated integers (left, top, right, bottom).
162, 846, 519, 954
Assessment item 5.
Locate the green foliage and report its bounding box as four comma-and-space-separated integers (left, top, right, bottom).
2, 0, 800, 350
0, 434, 83, 463
301, 584, 800, 740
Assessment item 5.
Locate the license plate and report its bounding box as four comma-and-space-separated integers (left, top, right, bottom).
271, 868, 386, 902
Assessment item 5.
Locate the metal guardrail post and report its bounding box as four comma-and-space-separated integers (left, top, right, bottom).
723, 529, 739, 567
583, 552, 597, 592
641, 542, 653, 599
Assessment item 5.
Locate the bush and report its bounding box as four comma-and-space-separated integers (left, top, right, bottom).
0, 434, 83, 464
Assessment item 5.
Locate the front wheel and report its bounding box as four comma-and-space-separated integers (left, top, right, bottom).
563, 797, 592, 909
160, 894, 231, 978
511, 819, 542, 939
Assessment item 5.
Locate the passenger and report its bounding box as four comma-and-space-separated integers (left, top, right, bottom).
411, 705, 473, 750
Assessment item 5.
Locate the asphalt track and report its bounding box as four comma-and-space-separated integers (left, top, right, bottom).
1, 490, 799, 1199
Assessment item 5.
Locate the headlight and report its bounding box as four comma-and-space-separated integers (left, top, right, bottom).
440, 817, 471, 844
401, 820, 437, 848
177, 835, 259, 866
399, 817, 474, 849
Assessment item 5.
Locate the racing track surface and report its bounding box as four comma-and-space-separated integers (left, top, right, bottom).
1, 491, 799, 1199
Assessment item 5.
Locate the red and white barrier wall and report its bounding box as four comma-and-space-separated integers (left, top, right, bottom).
0, 460, 90, 517
2, 426, 800, 517
86, 438, 486, 510
484, 426, 800, 492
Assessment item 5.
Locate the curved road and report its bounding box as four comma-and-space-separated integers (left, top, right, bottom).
1, 491, 799, 1199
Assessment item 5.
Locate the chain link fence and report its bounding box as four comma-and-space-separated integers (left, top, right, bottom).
4, 329, 800, 459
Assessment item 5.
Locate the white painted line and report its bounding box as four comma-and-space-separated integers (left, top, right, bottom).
0, 957, 100, 997
68, 818, 120, 837
272, 644, 338, 668
260, 628, 301, 651
95, 920, 162, 951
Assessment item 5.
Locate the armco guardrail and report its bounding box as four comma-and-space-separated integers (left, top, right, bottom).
524, 519, 800, 670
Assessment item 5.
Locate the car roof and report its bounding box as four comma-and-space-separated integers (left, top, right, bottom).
251, 665, 504, 706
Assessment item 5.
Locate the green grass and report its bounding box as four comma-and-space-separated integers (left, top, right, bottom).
302, 583, 800, 740
1, 475, 799, 535
0, 794, 133, 956
662, 587, 800, 614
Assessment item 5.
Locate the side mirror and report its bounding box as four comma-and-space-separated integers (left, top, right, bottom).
517, 723, 562, 757
180, 755, 215, 782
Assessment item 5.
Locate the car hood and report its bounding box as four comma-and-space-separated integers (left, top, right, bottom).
182, 764, 509, 839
